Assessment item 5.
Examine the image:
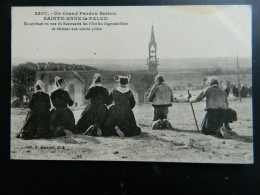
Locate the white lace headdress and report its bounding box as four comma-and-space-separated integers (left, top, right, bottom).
114, 75, 131, 82
53, 76, 62, 90
34, 80, 45, 92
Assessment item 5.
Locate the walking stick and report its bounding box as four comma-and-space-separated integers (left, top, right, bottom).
187, 90, 200, 132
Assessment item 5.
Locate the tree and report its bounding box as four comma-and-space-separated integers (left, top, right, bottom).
12, 63, 36, 101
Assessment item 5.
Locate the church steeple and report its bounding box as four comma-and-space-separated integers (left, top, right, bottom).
150, 25, 156, 44
147, 25, 159, 74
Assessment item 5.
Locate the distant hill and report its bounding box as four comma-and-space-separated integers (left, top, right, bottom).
12, 57, 252, 71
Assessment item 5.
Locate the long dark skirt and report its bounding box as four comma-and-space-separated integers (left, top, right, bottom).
20, 110, 51, 139
76, 103, 108, 134
201, 109, 237, 135
50, 107, 75, 134
153, 106, 169, 121
104, 105, 141, 137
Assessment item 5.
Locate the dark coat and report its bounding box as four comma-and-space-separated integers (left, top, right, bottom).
104, 88, 141, 137
85, 85, 110, 105
20, 91, 51, 139
50, 89, 75, 133
76, 85, 109, 134
50, 89, 74, 108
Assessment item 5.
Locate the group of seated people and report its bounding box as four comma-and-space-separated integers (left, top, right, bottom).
16, 74, 237, 140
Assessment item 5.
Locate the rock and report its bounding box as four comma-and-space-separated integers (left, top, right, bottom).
113, 151, 119, 154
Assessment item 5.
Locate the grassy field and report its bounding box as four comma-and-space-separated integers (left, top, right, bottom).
10, 96, 253, 163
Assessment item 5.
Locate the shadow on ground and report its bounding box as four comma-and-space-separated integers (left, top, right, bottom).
208, 131, 253, 143
172, 128, 201, 134
231, 134, 253, 143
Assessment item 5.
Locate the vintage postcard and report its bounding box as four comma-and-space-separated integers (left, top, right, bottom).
11, 5, 253, 163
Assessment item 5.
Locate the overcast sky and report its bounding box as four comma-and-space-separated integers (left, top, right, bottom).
12, 5, 252, 60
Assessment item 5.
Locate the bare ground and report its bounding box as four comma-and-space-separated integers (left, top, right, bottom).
10, 97, 253, 163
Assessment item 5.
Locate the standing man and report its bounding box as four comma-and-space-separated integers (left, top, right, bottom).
189, 76, 236, 136
147, 75, 174, 130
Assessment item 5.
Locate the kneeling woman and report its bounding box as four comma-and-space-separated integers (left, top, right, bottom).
104, 75, 141, 137
76, 73, 109, 136
50, 76, 76, 137
18, 80, 51, 139
189, 76, 237, 136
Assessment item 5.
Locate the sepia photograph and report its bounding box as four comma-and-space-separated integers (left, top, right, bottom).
11, 5, 253, 163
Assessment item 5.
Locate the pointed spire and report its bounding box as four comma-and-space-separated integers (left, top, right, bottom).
150, 25, 155, 43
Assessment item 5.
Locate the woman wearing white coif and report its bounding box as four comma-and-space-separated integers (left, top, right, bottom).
76, 73, 110, 136
17, 80, 51, 139
49, 76, 75, 137
104, 75, 141, 137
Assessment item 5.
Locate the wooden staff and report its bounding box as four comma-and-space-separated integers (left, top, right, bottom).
187, 90, 200, 132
